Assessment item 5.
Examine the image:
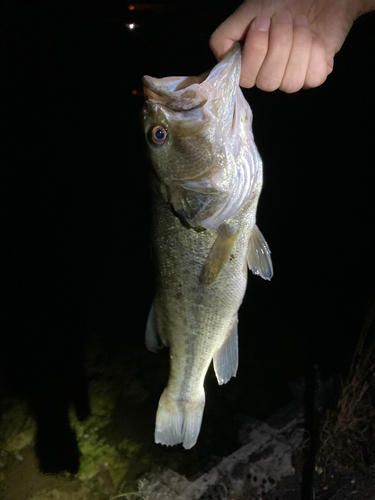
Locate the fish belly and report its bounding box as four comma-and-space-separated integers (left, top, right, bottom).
152, 191, 254, 448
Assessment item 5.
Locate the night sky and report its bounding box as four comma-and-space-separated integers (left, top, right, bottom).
1, 0, 375, 457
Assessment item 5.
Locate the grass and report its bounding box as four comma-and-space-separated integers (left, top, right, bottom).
109, 494, 143, 499
317, 298, 375, 470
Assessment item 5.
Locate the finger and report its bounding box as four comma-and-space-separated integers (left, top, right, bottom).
209, 28, 237, 62
326, 51, 334, 75
304, 35, 328, 88
240, 17, 270, 88
256, 10, 294, 92
279, 15, 312, 93
209, 3, 259, 61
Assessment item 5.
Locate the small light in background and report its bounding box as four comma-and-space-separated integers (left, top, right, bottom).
125, 22, 139, 30
128, 4, 167, 11
131, 89, 142, 96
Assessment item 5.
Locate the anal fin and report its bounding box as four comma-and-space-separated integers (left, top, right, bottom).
213, 315, 238, 385
199, 224, 238, 285
247, 224, 273, 281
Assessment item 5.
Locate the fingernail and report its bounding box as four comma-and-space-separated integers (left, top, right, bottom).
275, 10, 292, 24
294, 14, 308, 27
253, 16, 270, 32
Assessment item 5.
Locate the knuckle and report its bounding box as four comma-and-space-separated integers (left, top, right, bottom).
305, 38, 328, 88
257, 63, 285, 91
256, 74, 280, 92
250, 39, 269, 56
209, 33, 219, 54
240, 75, 256, 88
327, 58, 334, 75
306, 72, 327, 88
209, 32, 218, 48
280, 80, 304, 93
272, 29, 292, 47
280, 68, 306, 94
293, 26, 312, 45
306, 64, 327, 87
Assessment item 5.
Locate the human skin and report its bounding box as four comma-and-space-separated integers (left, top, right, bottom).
210, 0, 375, 92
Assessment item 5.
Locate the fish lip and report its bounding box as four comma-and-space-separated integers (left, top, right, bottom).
142, 75, 208, 112
142, 73, 209, 98
142, 42, 241, 112
142, 82, 161, 101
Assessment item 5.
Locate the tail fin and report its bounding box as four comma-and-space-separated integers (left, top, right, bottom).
155, 387, 205, 449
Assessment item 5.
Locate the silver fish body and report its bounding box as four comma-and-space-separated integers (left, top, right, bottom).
142, 44, 273, 449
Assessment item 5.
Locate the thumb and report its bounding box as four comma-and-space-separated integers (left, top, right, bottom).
210, 2, 261, 60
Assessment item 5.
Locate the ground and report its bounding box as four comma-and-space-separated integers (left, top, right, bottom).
1, 334, 374, 500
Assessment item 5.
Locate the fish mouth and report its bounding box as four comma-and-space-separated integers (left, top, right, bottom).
143, 73, 209, 97
142, 74, 209, 111
142, 43, 241, 112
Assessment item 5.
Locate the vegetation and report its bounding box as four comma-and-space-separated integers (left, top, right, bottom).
317, 299, 375, 470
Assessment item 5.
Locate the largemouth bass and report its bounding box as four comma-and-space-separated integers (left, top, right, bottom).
142, 43, 273, 449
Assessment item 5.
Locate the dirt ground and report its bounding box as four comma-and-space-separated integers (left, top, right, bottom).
1, 334, 374, 500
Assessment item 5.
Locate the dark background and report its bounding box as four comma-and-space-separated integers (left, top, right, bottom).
1, 0, 375, 472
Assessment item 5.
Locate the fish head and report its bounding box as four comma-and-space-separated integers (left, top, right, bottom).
142, 44, 260, 229
142, 43, 243, 186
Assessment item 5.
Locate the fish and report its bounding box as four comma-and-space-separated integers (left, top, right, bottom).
142, 43, 273, 449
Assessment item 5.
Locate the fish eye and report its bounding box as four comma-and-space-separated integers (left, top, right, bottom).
150, 125, 167, 145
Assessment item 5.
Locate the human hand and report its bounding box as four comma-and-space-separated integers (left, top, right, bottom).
210, 0, 365, 92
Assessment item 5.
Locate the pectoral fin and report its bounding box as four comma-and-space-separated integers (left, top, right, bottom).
213, 315, 238, 385
199, 224, 238, 285
247, 224, 273, 281
145, 302, 165, 353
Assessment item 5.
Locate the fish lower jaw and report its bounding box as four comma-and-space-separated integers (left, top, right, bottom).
154, 387, 205, 450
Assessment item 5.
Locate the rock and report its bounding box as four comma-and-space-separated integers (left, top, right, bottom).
138, 412, 304, 500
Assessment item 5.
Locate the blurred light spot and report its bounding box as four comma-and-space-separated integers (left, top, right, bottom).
128, 4, 135, 10
125, 22, 139, 30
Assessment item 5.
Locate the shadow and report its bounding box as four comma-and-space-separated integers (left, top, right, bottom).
301, 352, 318, 500
0, 0, 138, 475
1, 254, 90, 474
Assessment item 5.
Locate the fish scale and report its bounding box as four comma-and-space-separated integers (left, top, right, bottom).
142, 43, 273, 449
